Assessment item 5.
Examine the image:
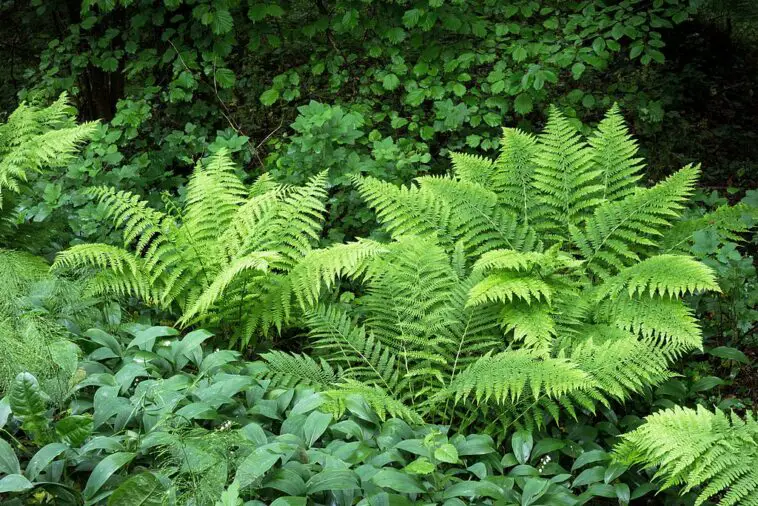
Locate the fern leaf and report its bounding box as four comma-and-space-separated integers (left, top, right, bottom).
589, 103, 644, 201
572, 165, 700, 279
492, 128, 539, 224
442, 350, 591, 405
615, 406, 758, 506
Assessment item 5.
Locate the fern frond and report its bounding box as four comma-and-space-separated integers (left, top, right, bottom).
500, 303, 555, 356
260, 350, 338, 388
597, 294, 703, 356
178, 251, 279, 326
532, 106, 602, 236
441, 350, 591, 405
323, 379, 423, 424
567, 326, 672, 402
0, 93, 97, 207
290, 239, 388, 309
354, 176, 451, 241
492, 128, 539, 224
52, 244, 152, 300
589, 103, 644, 201
597, 254, 719, 299
467, 272, 552, 306
615, 406, 758, 506
450, 151, 496, 186
572, 165, 700, 279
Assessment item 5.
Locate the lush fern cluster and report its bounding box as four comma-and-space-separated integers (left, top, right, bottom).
54, 150, 329, 347
263, 105, 724, 430
0, 93, 97, 239
615, 406, 758, 506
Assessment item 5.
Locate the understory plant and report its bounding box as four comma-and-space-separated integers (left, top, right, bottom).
1, 323, 638, 506
53, 149, 329, 348
263, 105, 734, 434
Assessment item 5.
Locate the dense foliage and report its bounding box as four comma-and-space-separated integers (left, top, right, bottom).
1, 1, 757, 505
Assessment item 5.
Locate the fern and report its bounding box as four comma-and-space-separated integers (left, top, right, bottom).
615, 406, 758, 506
269, 105, 733, 429
53, 150, 328, 347
0, 93, 97, 207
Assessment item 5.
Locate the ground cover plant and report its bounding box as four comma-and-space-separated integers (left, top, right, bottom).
1, 2, 758, 505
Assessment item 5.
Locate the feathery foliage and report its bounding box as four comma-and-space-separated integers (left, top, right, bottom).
263, 106, 725, 430
615, 406, 758, 506
53, 149, 328, 347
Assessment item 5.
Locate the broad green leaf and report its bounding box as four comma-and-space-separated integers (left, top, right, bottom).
571, 449, 609, 471
382, 73, 400, 91
514, 94, 533, 115
404, 457, 435, 475
108, 472, 167, 506
691, 376, 725, 392
270, 498, 306, 506
572, 465, 605, 488
305, 469, 359, 494
9, 373, 46, 418
521, 478, 549, 505
442, 480, 503, 499
434, 443, 458, 463
56, 415, 93, 446
83, 452, 136, 499
235, 448, 280, 487
709, 346, 749, 364
0, 438, 21, 475
127, 326, 178, 350
260, 89, 279, 106
0, 474, 33, 493
84, 329, 122, 355
372, 468, 424, 494
512, 430, 533, 465
0, 397, 10, 429
303, 411, 331, 447
25, 443, 68, 481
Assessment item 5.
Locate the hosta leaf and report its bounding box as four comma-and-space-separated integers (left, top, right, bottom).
83, 452, 136, 500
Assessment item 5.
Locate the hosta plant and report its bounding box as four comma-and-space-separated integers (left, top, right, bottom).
265, 105, 724, 432
53, 149, 328, 347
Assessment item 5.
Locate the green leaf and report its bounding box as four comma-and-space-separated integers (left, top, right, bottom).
303, 411, 332, 447
211, 9, 234, 34
108, 472, 167, 506
382, 73, 400, 91
452, 83, 466, 97
442, 480, 503, 499
571, 62, 585, 80
56, 415, 93, 446
270, 498, 306, 506
0, 474, 33, 493
0, 438, 21, 475
615, 482, 631, 504
305, 469, 359, 494
0, 398, 10, 429
434, 443, 459, 463
571, 450, 609, 471
512, 46, 528, 62
372, 468, 424, 494
709, 346, 749, 364
83, 452, 136, 500
604, 462, 627, 483
572, 466, 605, 488
260, 89, 280, 106
25, 443, 68, 481
521, 478, 550, 505
128, 326, 178, 350
514, 94, 533, 115
9, 373, 46, 418
235, 448, 280, 487
512, 430, 533, 465
404, 457, 435, 475
691, 376, 725, 392
85, 329, 122, 356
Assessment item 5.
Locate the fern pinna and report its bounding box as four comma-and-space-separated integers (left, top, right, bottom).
54, 149, 328, 347
263, 105, 725, 431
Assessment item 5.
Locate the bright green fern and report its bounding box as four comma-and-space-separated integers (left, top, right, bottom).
615, 406, 758, 506
261, 106, 728, 430
53, 149, 328, 347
